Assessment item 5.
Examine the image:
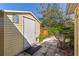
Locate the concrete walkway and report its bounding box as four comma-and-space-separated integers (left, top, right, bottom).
18, 36, 61, 56
33, 36, 60, 56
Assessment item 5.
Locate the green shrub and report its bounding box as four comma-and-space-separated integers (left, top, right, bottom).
48, 24, 63, 37
58, 20, 74, 48
48, 27, 59, 37
62, 27, 74, 48
38, 33, 46, 42
47, 19, 74, 48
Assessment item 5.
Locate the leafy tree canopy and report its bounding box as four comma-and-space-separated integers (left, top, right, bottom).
37, 3, 65, 27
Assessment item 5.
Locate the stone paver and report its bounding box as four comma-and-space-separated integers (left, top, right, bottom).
18, 52, 31, 56
18, 36, 61, 56
33, 36, 59, 56
33, 47, 48, 56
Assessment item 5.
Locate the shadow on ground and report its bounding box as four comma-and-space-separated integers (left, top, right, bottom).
24, 45, 42, 55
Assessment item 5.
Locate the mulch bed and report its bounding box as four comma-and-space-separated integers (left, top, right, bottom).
57, 47, 74, 56
57, 42, 74, 56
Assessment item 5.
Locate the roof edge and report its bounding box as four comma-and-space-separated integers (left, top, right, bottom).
0, 10, 41, 23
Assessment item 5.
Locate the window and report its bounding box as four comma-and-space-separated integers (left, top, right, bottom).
13, 14, 19, 24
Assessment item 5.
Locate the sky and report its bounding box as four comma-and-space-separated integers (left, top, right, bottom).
0, 3, 66, 18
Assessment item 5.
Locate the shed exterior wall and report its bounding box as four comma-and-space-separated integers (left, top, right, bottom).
4, 13, 23, 56
74, 5, 79, 56
0, 11, 4, 56
67, 4, 79, 56
0, 11, 40, 56
3, 12, 40, 56
35, 20, 40, 38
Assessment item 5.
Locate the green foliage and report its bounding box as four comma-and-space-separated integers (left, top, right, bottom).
48, 23, 64, 36
62, 19, 74, 48
48, 27, 59, 37
37, 3, 64, 27
38, 33, 46, 42
48, 19, 74, 48
37, 3, 74, 48
56, 19, 74, 48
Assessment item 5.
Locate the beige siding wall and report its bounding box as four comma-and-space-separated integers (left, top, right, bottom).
77, 6, 79, 56
4, 13, 23, 56
0, 12, 4, 56
25, 13, 40, 37
23, 13, 36, 20
75, 5, 79, 56
36, 20, 40, 37
21, 14, 40, 37
3, 12, 40, 56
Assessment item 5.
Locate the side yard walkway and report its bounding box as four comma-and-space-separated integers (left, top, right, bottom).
18, 36, 65, 56
33, 36, 60, 56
